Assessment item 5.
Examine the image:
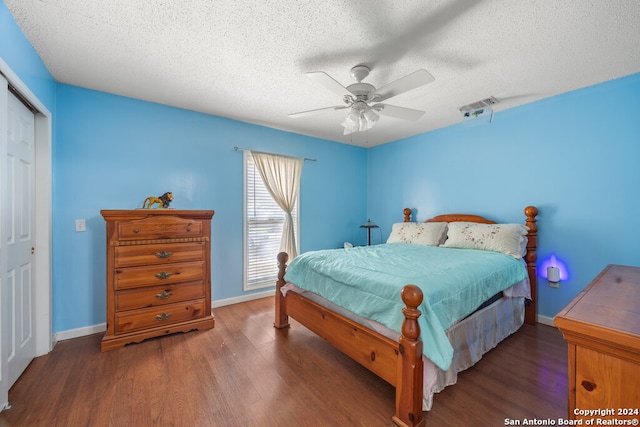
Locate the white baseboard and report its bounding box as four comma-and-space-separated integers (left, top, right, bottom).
537, 314, 555, 327
53, 289, 276, 343
211, 289, 275, 308
54, 323, 106, 345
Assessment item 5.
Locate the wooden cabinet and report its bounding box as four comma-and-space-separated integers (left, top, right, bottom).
554, 265, 640, 422
101, 210, 215, 351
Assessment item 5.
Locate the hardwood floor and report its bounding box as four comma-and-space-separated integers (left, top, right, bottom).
0, 297, 568, 427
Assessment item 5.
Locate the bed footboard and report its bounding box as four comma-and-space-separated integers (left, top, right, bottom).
274, 252, 425, 427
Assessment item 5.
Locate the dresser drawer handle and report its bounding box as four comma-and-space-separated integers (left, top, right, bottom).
155, 312, 173, 321
155, 271, 173, 280
581, 380, 596, 392
186, 223, 192, 232
155, 251, 173, 259
133, 228, 139, 233
155, 290, 173, 300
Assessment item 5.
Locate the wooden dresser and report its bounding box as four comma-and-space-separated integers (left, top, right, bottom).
100, 209, 215, 351
554, 264, 640, 422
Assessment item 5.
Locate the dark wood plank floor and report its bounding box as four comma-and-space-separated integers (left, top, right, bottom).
0, 297, 568, 427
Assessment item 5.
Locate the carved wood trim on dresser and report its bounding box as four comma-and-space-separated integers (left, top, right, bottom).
100, 210, 215, 351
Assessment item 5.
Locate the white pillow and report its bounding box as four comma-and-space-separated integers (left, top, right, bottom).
386, 222, 448, 246
441, 222, 529, 258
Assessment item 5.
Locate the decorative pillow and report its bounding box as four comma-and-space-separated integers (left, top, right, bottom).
386, 222, 448, 246
441, 222, 529, 258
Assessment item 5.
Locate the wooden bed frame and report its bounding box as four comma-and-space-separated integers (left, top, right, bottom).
274, 206, 539, 427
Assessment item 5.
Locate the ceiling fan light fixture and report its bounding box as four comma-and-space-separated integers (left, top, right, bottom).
359, 116, 369, 131
363, 108, 379, 125
341, 111, 359, 134
342, 111, 358, 126
341, 107, 379, 134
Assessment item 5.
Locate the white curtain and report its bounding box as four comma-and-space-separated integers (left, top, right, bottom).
250, 151, 303, 259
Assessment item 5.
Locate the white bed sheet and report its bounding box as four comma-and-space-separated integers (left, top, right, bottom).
281, 281, 528, 410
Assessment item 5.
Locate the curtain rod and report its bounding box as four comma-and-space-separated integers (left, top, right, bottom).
233, 146, 317, 162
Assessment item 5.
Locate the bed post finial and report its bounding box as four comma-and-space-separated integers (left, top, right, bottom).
400, 285, 422, 341
524, 206, 538, 325
274, 252, 290, 329
403, 208, 412, 223
393, 285, 425, 427
277, 252, 289, 284
524, 206, 538, 231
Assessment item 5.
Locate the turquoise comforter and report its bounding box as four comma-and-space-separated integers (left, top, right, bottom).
284, 243, 527, 370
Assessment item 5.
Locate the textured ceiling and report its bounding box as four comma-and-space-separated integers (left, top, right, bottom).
5, 0, 640, 147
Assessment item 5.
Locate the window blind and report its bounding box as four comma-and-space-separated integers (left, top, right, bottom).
244, 153, 298, 290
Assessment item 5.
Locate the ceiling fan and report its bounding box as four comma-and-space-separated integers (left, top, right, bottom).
289, 65, 435, 134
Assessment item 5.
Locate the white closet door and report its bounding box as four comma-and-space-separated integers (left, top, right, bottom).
1, 81, 37, 405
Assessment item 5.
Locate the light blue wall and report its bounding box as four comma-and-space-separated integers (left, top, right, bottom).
53, 85, 367, 332
0, 2, 55, 111
368, 73, 640, 319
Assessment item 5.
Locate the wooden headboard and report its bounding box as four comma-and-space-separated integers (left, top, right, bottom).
403, 206, 539, 325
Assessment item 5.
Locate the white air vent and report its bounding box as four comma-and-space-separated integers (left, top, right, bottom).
459, 96, 499, 113
460, 97, 498, 126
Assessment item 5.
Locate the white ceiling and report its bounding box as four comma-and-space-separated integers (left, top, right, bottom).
5, 0, 640, 147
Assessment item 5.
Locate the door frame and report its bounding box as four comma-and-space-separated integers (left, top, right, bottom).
0, 57, 53, 357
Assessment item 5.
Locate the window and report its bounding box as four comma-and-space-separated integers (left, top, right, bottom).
243, 151, 299, 291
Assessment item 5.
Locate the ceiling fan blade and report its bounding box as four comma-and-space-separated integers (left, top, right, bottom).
373, 104, 425, 121
288, 105, 348, 118
306, 71, 352, 97
374, 69, 435, 102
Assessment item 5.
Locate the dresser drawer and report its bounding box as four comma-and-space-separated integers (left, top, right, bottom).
117, 216, 204, 240
115, 299, 206, 334
115, 242, 206, 268
114, 261, 205, 290
115, 282, 206, 311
